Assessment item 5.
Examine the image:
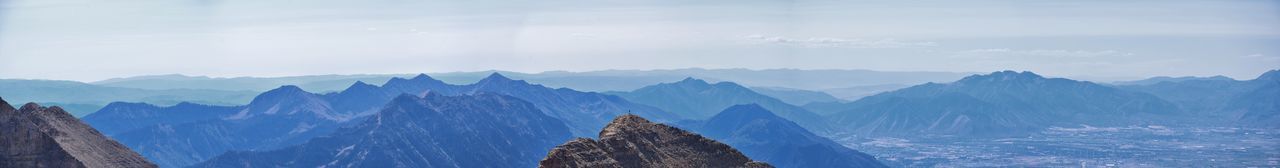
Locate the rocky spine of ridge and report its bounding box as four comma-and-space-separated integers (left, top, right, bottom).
539, 114, 773, 168
0, 96, 156, 168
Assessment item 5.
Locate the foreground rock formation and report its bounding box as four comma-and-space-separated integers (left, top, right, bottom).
540, 114, 772, 168
0, 96, 156, 168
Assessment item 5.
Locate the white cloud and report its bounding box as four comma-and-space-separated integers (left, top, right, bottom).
744, 35, 937, 48
567, 33, 599, 39
1243, 54, 1280, 62
954, 48, 1134, 59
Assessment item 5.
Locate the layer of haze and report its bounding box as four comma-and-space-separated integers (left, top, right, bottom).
1, 0, 1277, 82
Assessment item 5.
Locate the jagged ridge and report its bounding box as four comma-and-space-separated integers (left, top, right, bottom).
0, 97, 156, 168
540, 114, 772, 168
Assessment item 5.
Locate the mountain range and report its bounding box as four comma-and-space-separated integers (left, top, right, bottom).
817, 84, 914, 102
610, 78, 833, 134
1232, 74, 1280, 128
1110, 75, 1236, 86
1117, 69, 1280, 127
195, 93, 573, 167
83, 85, 363, 167
691, 104, 886, 168
81, 73, 679, 167
83, 102, 242, 136
6, 68, 969, 118
748, 86, 844, 105
93, 74, 405, 93
8, 68, 1275, 167
435, 73, 680, 136
0, 79, 256, 117
87, 68, 972, 93
821, 71, 1182, 136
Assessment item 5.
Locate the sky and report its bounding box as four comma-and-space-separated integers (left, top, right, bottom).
1, 0, 1278, 82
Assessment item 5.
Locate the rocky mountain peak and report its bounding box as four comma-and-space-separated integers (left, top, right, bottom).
644, 77, 715, 92
474, 72, 534, 88
410, 73, 433, 81
349, 80, 376, 89
381, 73, 451, 95
1, 97, 157, 168
231, 84, 339, 120
953, 70, 1049, 86
0, 97, 13, 112
677, 77, 709, 85
19, 102, 45, 113
251, 85, 313, 103
542, 114, 772, 168
337, 81, 383, 96
271, 85, 306, 93
254, 85, 318, 100
599, 114, 649, 137
483, 72, 514, 81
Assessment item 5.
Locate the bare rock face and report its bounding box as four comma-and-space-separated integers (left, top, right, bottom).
0, 97, 156, 168
540, 114, 773, 168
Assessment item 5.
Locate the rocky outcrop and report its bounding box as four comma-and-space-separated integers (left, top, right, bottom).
0, 96, 156, 168
540, 114, 772, 168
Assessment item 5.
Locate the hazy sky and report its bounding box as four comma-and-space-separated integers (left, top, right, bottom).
1, 0, 1277, 82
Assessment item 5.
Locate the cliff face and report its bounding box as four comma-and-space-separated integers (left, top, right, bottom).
0, 97, 155, 168
540, 114, 772, 168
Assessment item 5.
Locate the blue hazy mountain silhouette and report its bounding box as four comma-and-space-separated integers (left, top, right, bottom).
336, 73, 679, 136
1118, 69, 1279, 127
194, 93, 572, 167
612, 78, 834, 134
345, 72, 680, 135
1233, 80, 1279, 128
1111, 76, 1235, 86
91, 69, 972, 93
444, 73, 681, 136
82, 102, 240, 136
1117, 77, 1252, 115
0, 79, 257, 117
748, 86, 844, 105
693, 104, 886, 168
826, 71, 1181, 136
75, 85, 339, 167
83, 85, 358, 167
1226, 70, 1279, 127
82, 73, 677, 167
83, 82, 435, 167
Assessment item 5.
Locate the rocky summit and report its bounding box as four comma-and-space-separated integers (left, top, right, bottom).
540, 114, 772, 168
0, 96, 156, 168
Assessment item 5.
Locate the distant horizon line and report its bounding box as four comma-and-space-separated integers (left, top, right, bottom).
4, 67, 1275, 83
6, 67, 978, 83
